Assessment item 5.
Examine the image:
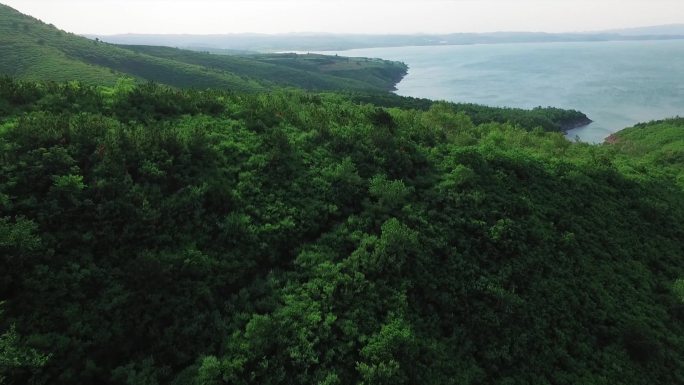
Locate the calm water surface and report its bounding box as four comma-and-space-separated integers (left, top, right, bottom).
320, 40, 684, 143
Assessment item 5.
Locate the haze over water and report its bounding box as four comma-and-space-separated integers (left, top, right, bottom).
321, 40, 684, 143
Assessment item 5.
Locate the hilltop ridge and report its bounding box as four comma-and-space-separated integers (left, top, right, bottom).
0, 3, 407, 91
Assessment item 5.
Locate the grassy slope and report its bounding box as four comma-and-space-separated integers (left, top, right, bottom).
119, 45, 407, 91
608, 118, 684, 184
120, 45, 406, 90
253, 53, 408, 91
0, 4, 263, 91
0, 23, 120, 85
0, 4, 406, 92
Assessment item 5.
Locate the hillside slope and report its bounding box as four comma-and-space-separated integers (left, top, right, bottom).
2, 79, 684, 385
0, 4, 406, 92
118, 45, 407, 91
606, 118, 684, 184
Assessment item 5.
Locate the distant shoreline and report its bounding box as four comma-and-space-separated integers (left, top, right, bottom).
307, 36, 684, 53
283, 36, 684, 55
89, 33, 684, 54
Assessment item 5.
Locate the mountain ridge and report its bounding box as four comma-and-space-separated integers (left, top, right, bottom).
598, 24, 684, 36
87, 26, 684, 52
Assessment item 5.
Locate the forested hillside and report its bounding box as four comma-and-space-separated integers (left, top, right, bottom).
0, 4, 407, 92
1, 78, 684, 384
344, 91, 592, 132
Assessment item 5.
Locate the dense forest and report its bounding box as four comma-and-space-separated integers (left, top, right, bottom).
1, 78, 684, 384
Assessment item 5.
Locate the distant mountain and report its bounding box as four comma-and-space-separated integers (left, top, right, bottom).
0, 4, 407, 92
600, 24, 684, 36
90, 29, 684, 53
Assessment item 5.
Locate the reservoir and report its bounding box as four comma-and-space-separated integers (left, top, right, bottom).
319, 40, 684, 143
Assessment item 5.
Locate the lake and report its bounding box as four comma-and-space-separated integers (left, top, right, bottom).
319, 40, 684, 143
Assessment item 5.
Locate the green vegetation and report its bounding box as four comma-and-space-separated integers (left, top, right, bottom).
1, 78, 684, 384
119, 46, 407, 92
1, 303, 49, 383
345, 91, 591, 132
605, 118, 684, 186
0, 4, 407, 92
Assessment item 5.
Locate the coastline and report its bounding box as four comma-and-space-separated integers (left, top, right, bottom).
560, 116, 593, 132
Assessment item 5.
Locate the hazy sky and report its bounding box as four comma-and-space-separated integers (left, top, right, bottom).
4, 0, 684, 35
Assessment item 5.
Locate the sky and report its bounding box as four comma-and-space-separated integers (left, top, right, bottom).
3, 0, 684, 35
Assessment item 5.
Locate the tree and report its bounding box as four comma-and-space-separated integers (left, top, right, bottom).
0, 305, 49, 383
